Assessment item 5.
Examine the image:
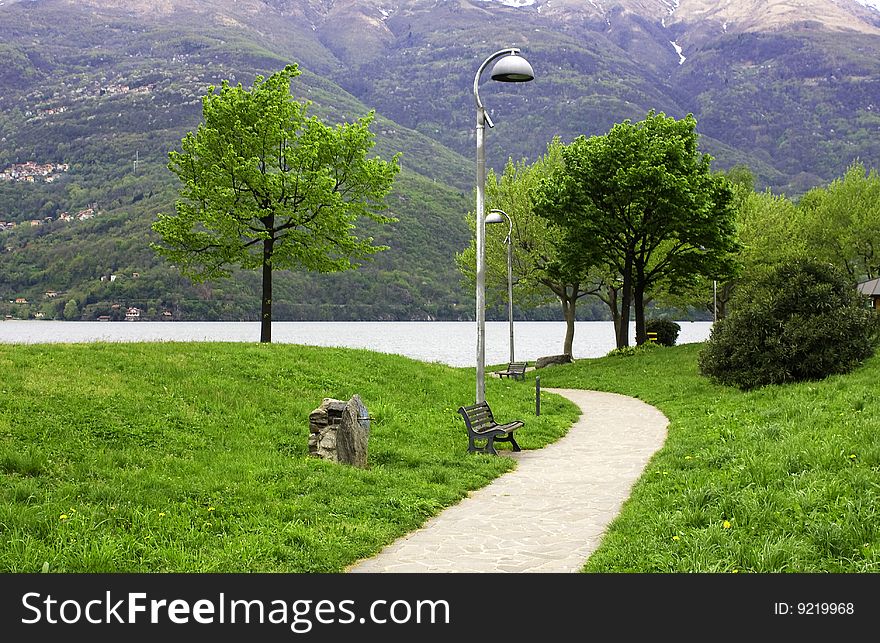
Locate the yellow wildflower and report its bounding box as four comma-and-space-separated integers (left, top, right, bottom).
723, 520, 732, 529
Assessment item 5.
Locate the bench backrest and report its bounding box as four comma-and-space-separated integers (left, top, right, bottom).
509, 362, 527, 373
457, 401, 496, 431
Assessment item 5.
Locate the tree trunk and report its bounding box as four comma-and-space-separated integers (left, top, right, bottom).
717, 282, 732, 321
604, 284, 621, 346
634, 263, 646, 345
260, 236, 274, 343
634, 282, 646, 345
560, 284, 577, 357
617, 253, 633, 348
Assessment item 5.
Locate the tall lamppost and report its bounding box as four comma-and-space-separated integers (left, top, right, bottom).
486, 208, 514, 365
474, 48, 534, 404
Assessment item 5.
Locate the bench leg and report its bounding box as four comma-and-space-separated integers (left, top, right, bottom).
496, 432, 521, 452
468, 433, 498, 455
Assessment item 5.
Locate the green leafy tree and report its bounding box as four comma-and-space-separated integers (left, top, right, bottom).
798, 162, 880, 282
736, 188, 803, 274
656, 165, 755, 321
667, 168, 802, 321
152, 64, 400, 342
63, 299, 79, 321
534, 112, 739, 347
456, 138, 594, 356
702, 174, 809, 322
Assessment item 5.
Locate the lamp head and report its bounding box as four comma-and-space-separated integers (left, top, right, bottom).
485, 211, 506, 224
490, 53, 535, 82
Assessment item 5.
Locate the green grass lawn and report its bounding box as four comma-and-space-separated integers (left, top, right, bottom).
0, 342, 578, 572
534, 343, 880, 573
3, 340, 878, 573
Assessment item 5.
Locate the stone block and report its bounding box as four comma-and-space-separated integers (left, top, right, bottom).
337, 394, 370, 469
308, 395, 370, 468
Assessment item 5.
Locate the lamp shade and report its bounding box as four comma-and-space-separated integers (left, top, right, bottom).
485, 211, 506, 224
490, 53, 534, 82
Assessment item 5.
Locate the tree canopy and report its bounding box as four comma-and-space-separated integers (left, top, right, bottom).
533, 111, 739, 346
152, 64, 400, 341
798, 161, 880, 283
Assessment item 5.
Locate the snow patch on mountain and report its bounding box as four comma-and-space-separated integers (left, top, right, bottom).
661, 0, 679, 28
855, 0, 880, 11
670, 40, 686, 64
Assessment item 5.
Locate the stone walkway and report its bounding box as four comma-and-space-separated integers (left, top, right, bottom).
346, 388, 669, 573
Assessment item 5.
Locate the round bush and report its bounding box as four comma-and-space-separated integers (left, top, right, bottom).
698, 259, 880, 390
645, 318, 681, 346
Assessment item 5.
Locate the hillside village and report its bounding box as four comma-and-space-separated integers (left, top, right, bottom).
15, 80, 157, 123
0, 161, 69, 183
0, 202, 98, 232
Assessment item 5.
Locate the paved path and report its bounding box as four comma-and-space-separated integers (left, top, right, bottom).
347, 388, 669, 573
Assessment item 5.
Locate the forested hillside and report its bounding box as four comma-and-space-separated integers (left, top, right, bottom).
0, 0, 477, 321
2, 0, 879, 321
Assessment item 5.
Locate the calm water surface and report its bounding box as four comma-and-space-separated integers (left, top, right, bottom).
0, 320, 713, 367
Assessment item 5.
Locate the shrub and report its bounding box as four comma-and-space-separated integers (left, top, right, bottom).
645, 318, 681, 346
606, 342, 660, 358
698, 258, 880, 390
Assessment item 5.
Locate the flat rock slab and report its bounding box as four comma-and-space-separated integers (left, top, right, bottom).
347, 388, 668, 573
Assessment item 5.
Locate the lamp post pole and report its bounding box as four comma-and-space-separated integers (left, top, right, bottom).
475, 93, 489, 404
506, 223, 514, 364
473, 48, 534, 404
488, 209, 514, 364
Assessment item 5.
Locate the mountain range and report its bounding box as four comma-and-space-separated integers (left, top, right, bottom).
1, 0, 879, 322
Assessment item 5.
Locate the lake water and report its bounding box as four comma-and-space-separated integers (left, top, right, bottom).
0, 320, 713, 367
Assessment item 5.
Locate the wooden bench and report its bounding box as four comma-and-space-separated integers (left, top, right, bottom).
457, 401, 524, 455
494, 361, 527, 380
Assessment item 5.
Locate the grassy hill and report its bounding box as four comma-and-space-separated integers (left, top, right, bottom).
0, 341, 578, 572
536, 343, 880, 572
1, 339, 877, 572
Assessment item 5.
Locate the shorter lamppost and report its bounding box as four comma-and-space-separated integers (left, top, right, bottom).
486, 208, 514, 364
